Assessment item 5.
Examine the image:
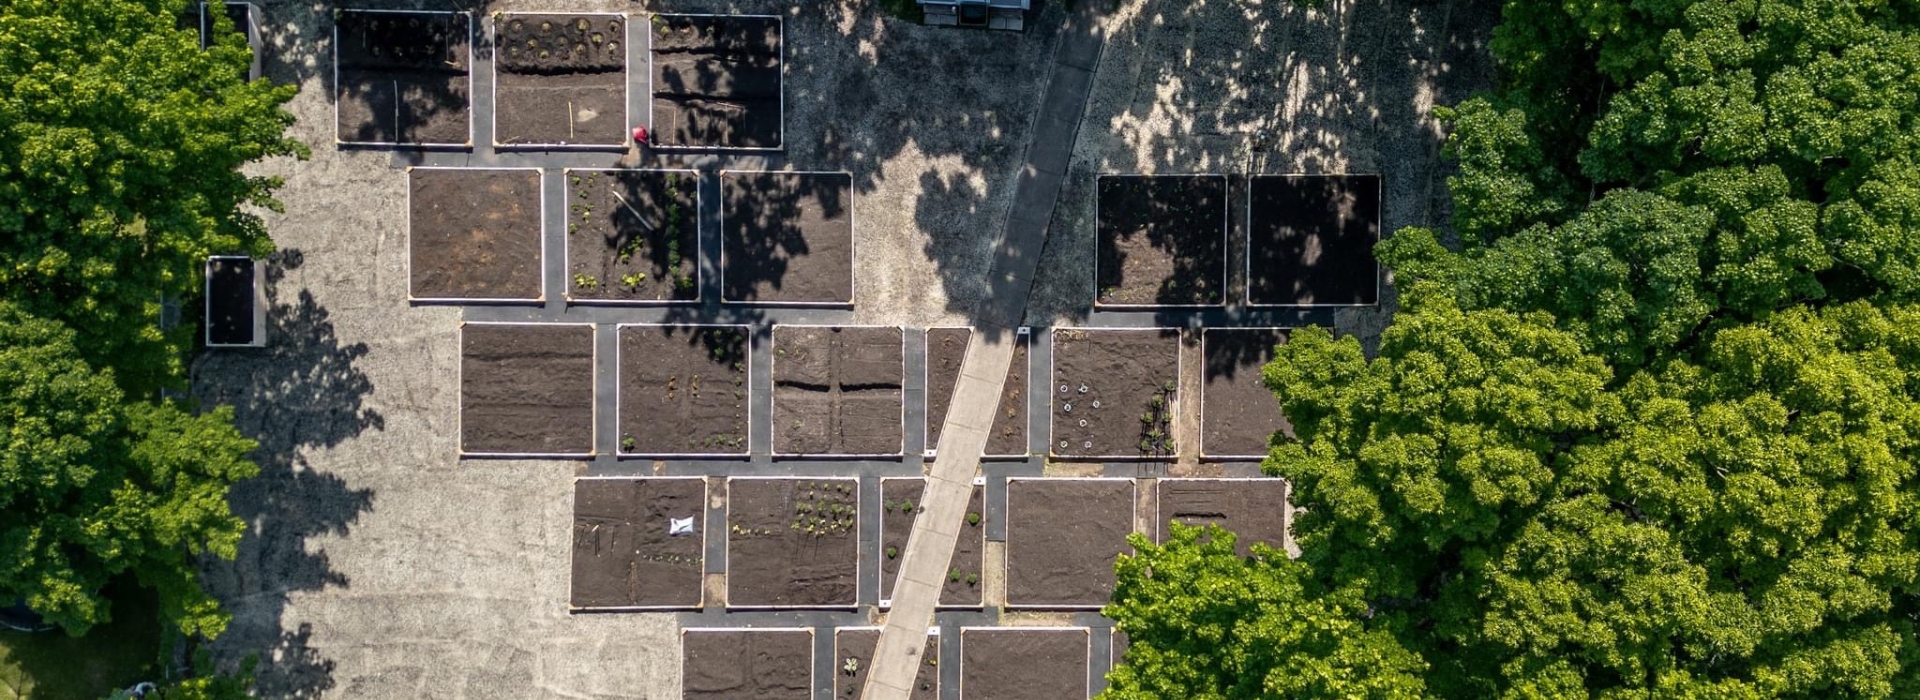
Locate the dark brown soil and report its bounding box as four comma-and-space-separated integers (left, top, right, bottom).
617, 325, 748, 455
1113, 630, 1129, 666
335, 10, 471, 145
926, 329, 1028, 457
773, 327, 902, 456
460, 324, 594, 455
836, 628, 939, 700
1096, 175, 1228, 306
1049, 329, 1180, 459
1201, 328, 1294, 457
205, 258, 254, 346
1247, 174, 1382, 306
1156, 478, 1289, 557
722, 171, 854, 304
960, 628, 1088, 700
727, 478, 859, 607
410, 169, 543, 301
497, 15, 624, 73
880, 479, 984, 606
1005, 479, 1135, 608
495, 15, 625, 147
648, 15, 782, 149
683, 629, 812, 700
566, 170, 698, 302
570, 478, 705, 608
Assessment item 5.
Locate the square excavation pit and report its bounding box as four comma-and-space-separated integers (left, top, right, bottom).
772, 326, 903, 457
725, 478, 860, 608
1095, 175, 1229, 307
1005, 478, 1136, 609
459, 323, 594, 457
1049, 329, 1181, 459
960, 627, 1090, 700
492, 13, 628, 148
648, 14, 783, 150
569, 477, 706, 610
682, 628, 813, 700
408, 168, 544, 303
616, 325, 749, 457
836, 627, 940, 700
1156, 478, 1290, 557
334, 10, 471, 147
1201, 328, 1294, 459
564, 169, 699, 303
1247, 174, 1382, 306
204, 256, 264, 348
722, 171, 855, 305
879, 478, 985, 608
926, 328, 1030, 458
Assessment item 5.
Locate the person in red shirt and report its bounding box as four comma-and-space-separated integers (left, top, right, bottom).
631, 126, 649, 146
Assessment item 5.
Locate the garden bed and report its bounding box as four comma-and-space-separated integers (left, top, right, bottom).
722, 171, 854, 304
835, 628, 939, 700
959, 628, 1089, 700
570, 477, 706, 609
334, 9, 471, 146
494, 14, 627, 148
617, 325, 748, 456
648, 14, 782, 150
204, 256, 263, 348
1049, 329, 1180, 459
926, 328, 1028, 457
1005, 479, 1135, 608
726, 478, 860, 608
879, 478, 984, 607
409, 168, 544, 302
1200, 328, 1293, 458
772, 326, 903, 456
682, 628, 813, 700
460, 323, 594, 456
199, 2, 261, 80
1246, 174, 1382, 306
565, 169, 699, 303
1155, 478, 1289, 556
1095, 175, 1228, 307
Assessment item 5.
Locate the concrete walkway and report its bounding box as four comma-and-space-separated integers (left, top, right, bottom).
860, 8, 1105, 700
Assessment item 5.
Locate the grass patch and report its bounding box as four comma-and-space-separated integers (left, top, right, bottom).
0, 583, 161, 700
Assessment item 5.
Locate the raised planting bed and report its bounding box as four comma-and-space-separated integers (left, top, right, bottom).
1201, 328, 1293, 458
926, 328, 1029, 458
960, 628, 1090, 700
334, 10, 471, 146
1113, 630, 1128, 666
1155, 478, 1289, 557
616, 325, 748, 456
570, 477, 706, 609
409, 168, 543, 302
726, 478, 859, 608
204, 256, 264, 348
836, 627, 940, 700
682, 628, 813, 700
722, 171, 854, 304
1049, 329, 1181, 459
460, 323, 594, 456
1095, 175, 1228, 307
1246, 174, 1382, 306
1004, 478, 1135, 608
565, 169, 699, 303
648, 14, 782, 150
879, 478, 984, 607
494, 14, 627, 148
772, 326, 903, 456
199, 2, 262, 81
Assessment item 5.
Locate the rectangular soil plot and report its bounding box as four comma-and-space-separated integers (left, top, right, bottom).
493, 14, 627, 148
1201, 328, 1293, 458
409, 168, 544, 302
1247, 174, 1382, 306
565, 169, 699, 303
879, 478, 984, 607
617, 325, 748, 456
1050, 329, 1181, 459
926, 328, 1029, 458
460, 323, 594, 456
960, 628, 1090, 700
1005, 479, 1135, 609
1156, 478, 1289, 557
334, 10, 471, 146
682, 628, 813, 700
570, 477, 705, 609
1096, 175, 1228, 307
773, 326, 903, 456
726, 478, 860, 608
723, 171, 854, 304
837, 628, 939, 700
648, 14, 782, 150
204, 256, 263, 348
